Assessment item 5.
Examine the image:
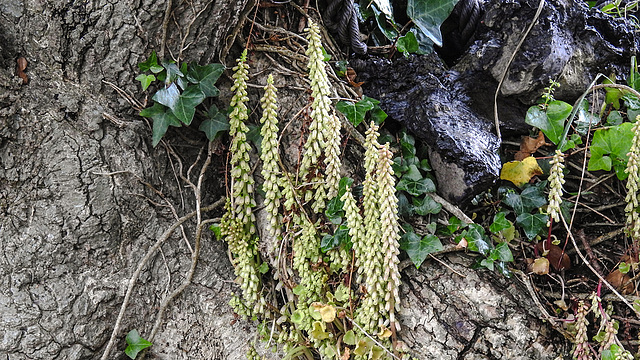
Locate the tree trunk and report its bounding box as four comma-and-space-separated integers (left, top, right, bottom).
0, 0, 562, 359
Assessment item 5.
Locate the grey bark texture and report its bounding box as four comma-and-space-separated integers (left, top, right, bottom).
1, 0, 564, 359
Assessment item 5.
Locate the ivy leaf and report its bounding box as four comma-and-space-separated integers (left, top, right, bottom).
397, 176, 435, 196
489, 212, 511, 233
199, 105, 229, 141
397, 192, 413, 217
151, 111, 182, 147
140, 103, 182, 147
400, 231, 443, 268
373, 0, 394, 19
397, 31, 419, 57
606, 110, 623, 125
524, 106, 548, 131
406, 0, 459, 47
188, 63, 225, 97
138, 51, 159, 72
135, 74, 156, 91
152, 83, 180, 111
464, 224, 492, 256
371, 5, 399, 41
399, 131, 416, 158
125, 329, 152, 359
161, 60, 184, 84
412, 194, 441, 215
172, 86, 205, 125
575, 100, 600, 135
336, 98, 375, 127
490, 242, 514, 262
588, 122, 633, 180
516, 212, 548, 240
520, 183, 548, 213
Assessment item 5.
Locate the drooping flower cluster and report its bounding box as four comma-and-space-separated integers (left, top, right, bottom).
625, 118, 640, 241
547, 150, 565, 226
259, 74, 282, 242
343, 122, 402, 334
377, 143, 402, 331
572, 300, 590, 360
299, 19, 342, 212
221, 49, 263, 315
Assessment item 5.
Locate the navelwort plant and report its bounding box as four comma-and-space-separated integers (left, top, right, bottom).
217, 19, 408, 359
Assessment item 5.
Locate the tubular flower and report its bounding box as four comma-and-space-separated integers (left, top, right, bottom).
342, 188, 365, 269
547, 150, 565, 226
299, 19, 341, 213
259, 74, 283, 241
223, 49, 263, 315
229, 48, 256, 233
376, 143, 402, 331
625, 118, 640, 241
572, 300, 590, 360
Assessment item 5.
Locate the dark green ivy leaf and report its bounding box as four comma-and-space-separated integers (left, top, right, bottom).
152, 83, 180, 111
490, 242, 514, 262
400, 231, 443, 269
172, 86, 205, 125
125, 329, 152, 359
188, 63, 225, 97
516, 212, 548, 240
464, 224, 492, 256
336, 98, 376, 127
397, 177, 435, 196
138, 51, 159, 72
161, 60, 184, 84
199, 105, 229, 141
151, 111, 182, 147
412, 194, 441, 215
489, 212, 511, 233
406, 0, 458, 47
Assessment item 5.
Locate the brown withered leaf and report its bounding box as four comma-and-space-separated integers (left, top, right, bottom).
515, 131, 546, 161
341, 347, 350, 360
605, 269, 634, 295
345, 67, 364, 87
534, 242, 571, 271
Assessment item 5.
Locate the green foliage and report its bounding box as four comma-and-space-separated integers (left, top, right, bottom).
525, 100, 574, 149
362, 0, 458, 54
500, 182, 548, 240
400, 224, 443, 268
396, 31, 419, 57
336, 96, 387, 127
136, 52, 226, 146
407, 0, 459, 47
588, 122, 634, 179
124, 329, 152, 359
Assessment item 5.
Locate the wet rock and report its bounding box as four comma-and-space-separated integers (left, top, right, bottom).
356, 0, 639, 203
355, 55, 502, 203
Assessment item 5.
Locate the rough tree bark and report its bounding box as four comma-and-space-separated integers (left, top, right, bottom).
0, 0, 563, 359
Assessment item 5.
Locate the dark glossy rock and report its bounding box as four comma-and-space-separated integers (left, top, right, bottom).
356, 0, 639, 204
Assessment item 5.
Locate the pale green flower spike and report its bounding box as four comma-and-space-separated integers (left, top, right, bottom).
222, 49, 263, 316
625, 118, 640, 242
342, 188, 365, 270
259, 74, 282, 241
377, 143, 402, 331
299, 19, 341, 213
229, 48, 256, 233
547, 150, 565, 226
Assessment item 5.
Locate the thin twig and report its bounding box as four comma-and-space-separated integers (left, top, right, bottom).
99, 198, 225, 360
159, 0, 173, 60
